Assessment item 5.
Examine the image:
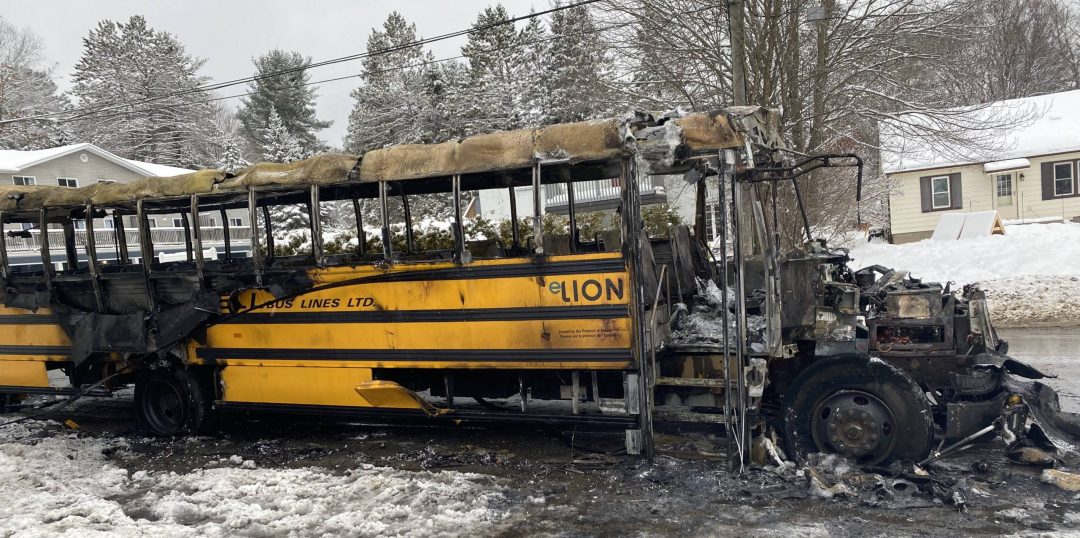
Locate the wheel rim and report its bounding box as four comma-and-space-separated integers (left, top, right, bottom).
810, 390, 897, 464
143, 378, 185, 433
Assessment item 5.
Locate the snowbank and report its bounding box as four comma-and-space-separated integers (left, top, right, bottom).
849, 222, 1080, 327
0, 421, 515, 537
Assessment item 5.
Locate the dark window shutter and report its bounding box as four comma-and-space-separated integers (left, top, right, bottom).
949, 172, 962, 209
1042, 162, 1055, 200
919, 176, 932, 212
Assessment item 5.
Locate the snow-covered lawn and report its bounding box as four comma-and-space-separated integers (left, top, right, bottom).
0, 421, 515, 537
848, 222, 1080, 327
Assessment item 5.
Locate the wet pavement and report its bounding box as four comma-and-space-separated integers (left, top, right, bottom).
4, 327, 1080, 536
1001, 327, 1080, 413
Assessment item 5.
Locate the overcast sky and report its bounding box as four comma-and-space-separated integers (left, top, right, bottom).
3, 0, 541, 147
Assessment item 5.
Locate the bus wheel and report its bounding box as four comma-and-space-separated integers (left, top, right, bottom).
781, 356, 933, 466
135, 366, 209, 436
0, 394, 19, 413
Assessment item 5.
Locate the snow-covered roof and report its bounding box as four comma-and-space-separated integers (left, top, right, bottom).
983, 158, 1031, 173
120, 158, 193, 177
0, 143, 193, 177
881, 90, 1080, 174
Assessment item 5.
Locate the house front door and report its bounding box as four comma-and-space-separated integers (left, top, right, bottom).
994, 172, 1018, 220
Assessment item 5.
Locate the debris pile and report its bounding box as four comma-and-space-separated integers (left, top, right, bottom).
667, 278, 766, 347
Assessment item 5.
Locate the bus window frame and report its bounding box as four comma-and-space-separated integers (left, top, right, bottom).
250, 186, 319, 267
398, 184, 414, 254
352, 196, 365, 256
309, 185, 324, 266
508, 183, 520, 250
565, 172, 579, 254
39, 209, 53, 290
82, 203, 106, 312
219, 206, 232, 259
1, 210, 51, 279
452, 174, 465, 262
190, 195, 204, 284
248, 186, 263, 287
0, 211, 8, 281
531, 163, 543, 254
109, 208, 127, 265
181, 208, 194, 264
135, 199, 156, 304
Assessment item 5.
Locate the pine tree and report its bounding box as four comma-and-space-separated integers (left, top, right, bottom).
69, 15, 218, 168
260, 106, 303, 163
344, 12, 436, 154
543, 3, 614, 124
237, 49, 330, 156
217, 135, 249, 173
461, 5, 547, 133
0, 20, 69, 149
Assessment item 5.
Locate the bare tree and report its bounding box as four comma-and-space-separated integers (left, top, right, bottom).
599, 0, 1042, 242
0, 19, 68, 149
935, 0, 1078, 104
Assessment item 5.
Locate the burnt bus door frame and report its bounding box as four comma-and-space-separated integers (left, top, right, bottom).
622, 157, 654, 458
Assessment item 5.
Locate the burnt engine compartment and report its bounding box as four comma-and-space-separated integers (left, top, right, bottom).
854, 264, 1008, 394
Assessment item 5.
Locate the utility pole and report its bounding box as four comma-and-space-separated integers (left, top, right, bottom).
727, 0, 748, 105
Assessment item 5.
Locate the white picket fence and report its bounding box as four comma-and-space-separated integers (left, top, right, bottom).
3, 227, 252, 252
544, 178, 664, 207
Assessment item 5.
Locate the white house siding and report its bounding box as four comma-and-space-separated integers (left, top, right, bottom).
664, 175, 699, 225
7, 151, 144, 187
888, 151, 1080, 243
476, 186, 537, 222
3, 149, 250, 264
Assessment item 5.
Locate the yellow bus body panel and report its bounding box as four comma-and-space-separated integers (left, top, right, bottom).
0, 360, 49, 387
220, 365, 375, 406
0, 307, 71, 363
190, 253, 635, 373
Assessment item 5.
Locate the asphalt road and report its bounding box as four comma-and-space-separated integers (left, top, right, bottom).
999, 327, 1080, 413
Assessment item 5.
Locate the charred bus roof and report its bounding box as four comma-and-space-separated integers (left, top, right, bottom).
0, 107, 785, 214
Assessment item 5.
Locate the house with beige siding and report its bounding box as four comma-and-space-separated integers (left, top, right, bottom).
882, 90, 1080, 243
0, 144, 254, 267
0, 143, 251, 230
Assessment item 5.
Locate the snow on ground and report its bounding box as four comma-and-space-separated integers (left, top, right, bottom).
848, 222, 1080, 327
0, 420, 516, 537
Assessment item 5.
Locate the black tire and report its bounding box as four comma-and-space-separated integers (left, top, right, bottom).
0, 394, 19, 413
135, 366, 211, 436
781, 355, 933, 466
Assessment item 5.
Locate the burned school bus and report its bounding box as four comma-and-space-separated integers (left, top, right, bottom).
0, 107, 1072, 466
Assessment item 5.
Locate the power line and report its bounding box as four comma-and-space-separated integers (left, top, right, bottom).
46, 10, 639, 127
1, 0, 604, 126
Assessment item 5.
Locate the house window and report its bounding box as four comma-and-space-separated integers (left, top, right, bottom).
97, 179, 116, 184
73, 219, 86, 230
171, 218, 184, 228
704, 202, 720, 242
147, 219, 157, 228
207, 217, 217, 227
12, 176, 35, 186
229, 218, 244, 227
931, 176, 951, 209
103, 219, 114, 229
1054, 162, 1074, 196
57, 178, 78, 188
